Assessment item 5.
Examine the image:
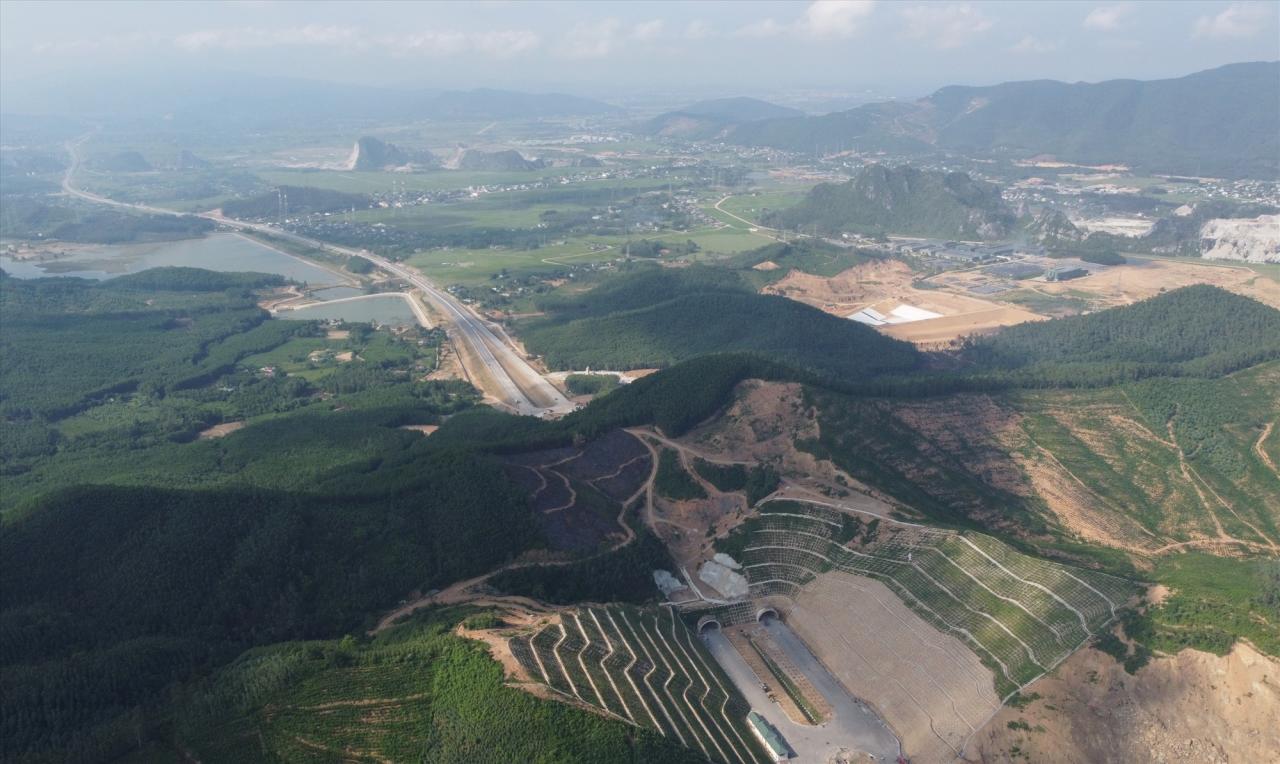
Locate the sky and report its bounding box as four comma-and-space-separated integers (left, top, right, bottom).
2, 0, 1278, 100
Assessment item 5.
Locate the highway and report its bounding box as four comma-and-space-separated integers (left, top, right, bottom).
62, 135, 573, 417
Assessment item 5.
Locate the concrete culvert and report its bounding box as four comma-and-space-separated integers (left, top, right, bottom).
697, 616, 722, 634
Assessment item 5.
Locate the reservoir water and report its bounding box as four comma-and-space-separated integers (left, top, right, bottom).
279, 295, 418, 327
0, 233, 342, 285
308, 286, 366, 301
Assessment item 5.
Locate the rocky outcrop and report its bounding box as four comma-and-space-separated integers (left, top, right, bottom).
456, 149, 545, 172
1200, 215, 1280, 264
347, 136, 437, 171
1026, 208, 1084, 244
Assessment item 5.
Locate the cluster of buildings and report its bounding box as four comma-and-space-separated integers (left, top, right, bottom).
893, 239, 1043, 265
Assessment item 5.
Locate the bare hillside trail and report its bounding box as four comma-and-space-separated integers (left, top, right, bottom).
1255, 421, 1280, 480
371, 439, 658, 633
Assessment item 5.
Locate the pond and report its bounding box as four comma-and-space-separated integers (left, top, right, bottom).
308, 285, 367, 301
279, 294, 418, 327
0, 233, 343, 285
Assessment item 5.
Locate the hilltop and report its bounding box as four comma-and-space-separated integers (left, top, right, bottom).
643, 96, 804, 140
765, 163, 1016, 239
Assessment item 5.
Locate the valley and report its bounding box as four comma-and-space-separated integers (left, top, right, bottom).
2, 38, 1278, 764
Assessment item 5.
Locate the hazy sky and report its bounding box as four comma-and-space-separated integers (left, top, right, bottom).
2, 0, 1278, 98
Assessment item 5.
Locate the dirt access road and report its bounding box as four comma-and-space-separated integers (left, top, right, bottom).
62, 134, 572, 417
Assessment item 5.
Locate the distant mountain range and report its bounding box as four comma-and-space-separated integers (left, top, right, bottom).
730, 62, 1280, 179
767, 164, 1016, 240
642, 97, 804, 140
1, 73, 620, 123
425, 88, 617, 119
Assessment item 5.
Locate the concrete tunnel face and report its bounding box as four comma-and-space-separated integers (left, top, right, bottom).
696, 616, 722, 634
756, 607, 779, 623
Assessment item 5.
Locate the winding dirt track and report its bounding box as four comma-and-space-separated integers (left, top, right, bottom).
371, 441, 658, 633
1255, 422, 1279, 480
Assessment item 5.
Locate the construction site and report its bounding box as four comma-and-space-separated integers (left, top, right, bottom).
468, 400, 1137, 764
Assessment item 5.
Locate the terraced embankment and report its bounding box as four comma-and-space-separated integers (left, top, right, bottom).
510, 606, 767, 764
695, 497, 1136, 763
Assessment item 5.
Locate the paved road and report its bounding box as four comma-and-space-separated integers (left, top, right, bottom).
62, 135, 572, 417
703, 623, 900, 763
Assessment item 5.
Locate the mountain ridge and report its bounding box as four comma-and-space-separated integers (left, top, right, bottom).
730, 62, 1280, 178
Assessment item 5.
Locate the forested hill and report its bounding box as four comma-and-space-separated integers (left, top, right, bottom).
963, 285, 1280, 382
519, 265, 920, 380
0, 271, 287, 420
729, 62, 1280, 179
679, 96, 803, 122
0, 452, 537, 761
641, 97, 804, 139
765, 164, 1015, 239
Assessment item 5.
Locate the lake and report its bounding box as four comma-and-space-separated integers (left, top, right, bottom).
0, 233, 342, 285
279, 294, 418, 327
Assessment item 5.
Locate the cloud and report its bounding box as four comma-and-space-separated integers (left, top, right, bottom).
1192, 2, 1272, 39
32, 33, 153, 55
552, 19, 673, 58
899, 3, 993, 49
174, 24, 363, 52
797, 0, 876, 39
631, 19, 665, 42
683, 20, 713, 40
556, 19, 622, 59
470, 29, 542, 58
171, 24, 542, 59
379, 30, 468, 57
1010, 35, 1059, 54
1082, 3, 1133, 32
734, 18, 788, 39
736, 1, 875, 40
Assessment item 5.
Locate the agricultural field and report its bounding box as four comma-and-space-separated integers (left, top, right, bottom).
712, 187, 812, 226
509, 605, 768, 764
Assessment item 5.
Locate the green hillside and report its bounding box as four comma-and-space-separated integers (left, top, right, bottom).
643, 97, 804, 139
765, 164, 1015, 239
174, 608, 701, 764
730, 62, 1280, 179
520, 266, 919, 378
962, 285, 1280, 383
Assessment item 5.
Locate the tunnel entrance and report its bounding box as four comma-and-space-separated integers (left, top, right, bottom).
697, 616, 723, 634
756, 607, 779, 623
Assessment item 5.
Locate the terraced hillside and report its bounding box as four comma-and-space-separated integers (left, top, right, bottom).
737, 500, 1135, 697
510, 606, 767, 764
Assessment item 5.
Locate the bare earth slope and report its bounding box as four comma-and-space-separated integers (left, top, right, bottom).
965, 642, 1280, 763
